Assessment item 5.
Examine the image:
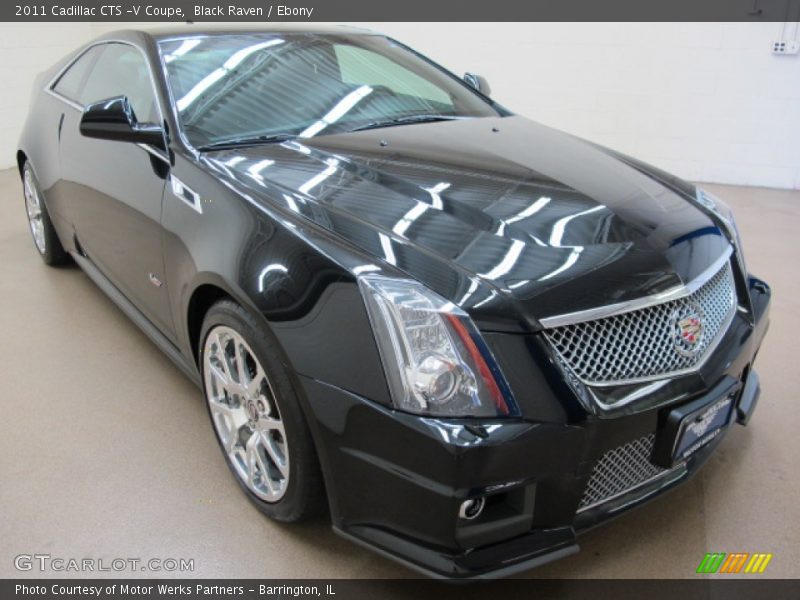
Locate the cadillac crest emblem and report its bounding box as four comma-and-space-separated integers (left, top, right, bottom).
673, 304, 705, 357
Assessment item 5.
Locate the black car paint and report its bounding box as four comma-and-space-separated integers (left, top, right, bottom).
17, 28, 771, 578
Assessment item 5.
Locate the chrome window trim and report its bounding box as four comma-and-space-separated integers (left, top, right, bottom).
43, 39, 171, 165
45, 88, 83, 111
539, 245, 734, 329
44, 43, 99, 108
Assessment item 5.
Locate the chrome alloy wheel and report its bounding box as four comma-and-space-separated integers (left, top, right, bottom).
23, 167, 46, 254
203, 326, 290, 502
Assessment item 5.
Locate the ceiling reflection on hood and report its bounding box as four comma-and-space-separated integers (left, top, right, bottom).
204, 115, 729, 325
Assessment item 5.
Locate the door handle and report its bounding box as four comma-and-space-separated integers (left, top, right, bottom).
57, 113, 65, 141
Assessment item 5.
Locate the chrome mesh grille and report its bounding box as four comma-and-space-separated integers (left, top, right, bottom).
578, 434, 670, 511
544, 262, 736, 384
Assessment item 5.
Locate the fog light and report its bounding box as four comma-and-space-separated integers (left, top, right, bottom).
459, 496, 485, 520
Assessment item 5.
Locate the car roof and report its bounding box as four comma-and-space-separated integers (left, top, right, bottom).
112, 24, 380, 41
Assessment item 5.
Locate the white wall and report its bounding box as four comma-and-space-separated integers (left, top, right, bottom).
0, 23, 92, 167
371, 22, 800, 190
1, 22, 798, 188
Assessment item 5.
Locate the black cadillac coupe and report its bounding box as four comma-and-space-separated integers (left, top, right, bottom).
18, 26, 771, 578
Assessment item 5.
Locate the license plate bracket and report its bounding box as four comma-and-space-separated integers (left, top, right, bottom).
651, 379, 739, 468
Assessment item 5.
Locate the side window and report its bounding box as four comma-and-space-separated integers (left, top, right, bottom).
52, 46, 103, 102
79, 43, 160, 124
334, 44, 452, 107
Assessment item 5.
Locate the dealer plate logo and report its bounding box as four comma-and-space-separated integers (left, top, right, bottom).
686, 397, 731, 438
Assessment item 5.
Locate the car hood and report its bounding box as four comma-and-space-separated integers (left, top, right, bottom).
204, 115, 730, 332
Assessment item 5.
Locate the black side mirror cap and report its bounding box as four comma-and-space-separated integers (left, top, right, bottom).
79, 96, 165, 149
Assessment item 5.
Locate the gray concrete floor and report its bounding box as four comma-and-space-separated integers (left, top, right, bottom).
0, 166, 798, 579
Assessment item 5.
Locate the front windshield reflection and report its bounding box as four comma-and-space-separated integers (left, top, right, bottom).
159, 33, 500, 148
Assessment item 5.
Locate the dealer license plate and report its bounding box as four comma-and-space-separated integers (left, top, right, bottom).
672, 395, 734, 463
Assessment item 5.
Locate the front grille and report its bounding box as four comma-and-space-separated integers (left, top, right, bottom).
544, 261, 736, 384
578, 434, 672, 512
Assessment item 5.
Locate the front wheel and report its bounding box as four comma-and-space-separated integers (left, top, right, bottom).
22, 161, 69, 266
199, 300, 325, 522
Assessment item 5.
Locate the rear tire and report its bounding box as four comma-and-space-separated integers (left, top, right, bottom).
199, 300, 326, 522
22, 161, 69, 266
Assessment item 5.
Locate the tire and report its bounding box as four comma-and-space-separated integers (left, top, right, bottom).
22, 161, 69, 266
199, 300, 326, 522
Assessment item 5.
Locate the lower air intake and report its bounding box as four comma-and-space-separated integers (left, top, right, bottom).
578, 433, 674, 512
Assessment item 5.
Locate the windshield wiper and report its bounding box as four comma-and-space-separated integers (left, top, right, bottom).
348, 114, 467, 133
197, 133, 297, 151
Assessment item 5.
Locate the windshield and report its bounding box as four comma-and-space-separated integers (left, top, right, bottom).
158, 33, 500, 149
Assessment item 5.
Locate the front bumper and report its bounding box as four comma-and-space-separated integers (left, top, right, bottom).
296, 275, 770, 579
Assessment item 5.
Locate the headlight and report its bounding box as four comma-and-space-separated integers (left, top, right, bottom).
696, 188, 746, 271
359, 276, 518, 417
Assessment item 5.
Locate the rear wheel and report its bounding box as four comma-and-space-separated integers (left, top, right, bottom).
199, 300, 325, 522
22, 161, 68, 266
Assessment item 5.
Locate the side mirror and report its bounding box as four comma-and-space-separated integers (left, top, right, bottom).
463, 73, 491, 96
80, 96, 164, 149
